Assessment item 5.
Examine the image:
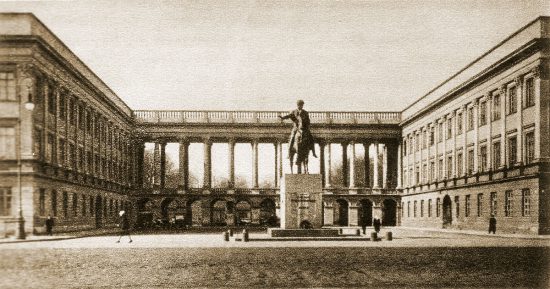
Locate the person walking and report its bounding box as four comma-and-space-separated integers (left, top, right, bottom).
45, 215, 54, 236
116, 210, 133, 243
489, 214, 497, 234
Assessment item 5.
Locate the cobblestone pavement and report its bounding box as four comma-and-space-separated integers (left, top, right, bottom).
0, 229, 548, 288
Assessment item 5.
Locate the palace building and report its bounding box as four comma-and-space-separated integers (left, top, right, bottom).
0, 13, 548, 236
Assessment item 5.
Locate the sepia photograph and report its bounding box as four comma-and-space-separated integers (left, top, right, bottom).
0, 0, 549, 288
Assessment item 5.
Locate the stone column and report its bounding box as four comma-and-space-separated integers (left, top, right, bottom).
179, 139, 189, 190
153, 142, 160, 187
278, 140, 283, 179
533, 67, 542, 161
500, 86, 507, 169
363, 142, 371, 187
203, 138, 212, 189
319, 141, 326, 187
382, 143, 388, 188
326, 142, 332, 188
341, 142, 348, 188
397, 142, 402, 188
373, 142, 380, 189
252, 140, 259, 188
274, 142, 278, 187
160, 141, 167, 189
228, 139, 235, 188
349, 141, 356, 188
516, 76, 524, 166
137, 142, 145, 187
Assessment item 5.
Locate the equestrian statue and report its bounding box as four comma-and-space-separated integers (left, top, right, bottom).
279, 100, 317, 174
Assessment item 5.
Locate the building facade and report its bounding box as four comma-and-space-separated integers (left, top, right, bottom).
0, 13, 548, 235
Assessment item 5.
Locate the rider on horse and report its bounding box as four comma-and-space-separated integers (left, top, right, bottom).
279, 100, 317, 162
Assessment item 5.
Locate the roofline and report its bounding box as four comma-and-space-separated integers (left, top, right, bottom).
400, 15, 549, 114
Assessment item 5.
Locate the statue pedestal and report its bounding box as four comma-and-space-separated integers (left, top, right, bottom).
279, 174, 323, 229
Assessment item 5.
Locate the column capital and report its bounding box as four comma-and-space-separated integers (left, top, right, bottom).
178, 137, 190, 144
499, 84, 507, 94
514, 75, 524, 86
227, 138, 236, 145
531, 65, 541, 78
203, 137, 212, 145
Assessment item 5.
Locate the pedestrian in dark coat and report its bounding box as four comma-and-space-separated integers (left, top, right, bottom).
489, 215, 497, 234
373, 218, 381, 233
45, 215, 54, 236
117, 210, 133, 243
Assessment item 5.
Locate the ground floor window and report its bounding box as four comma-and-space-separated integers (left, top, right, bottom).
490, 192, 497, 216
0, 188, 12, 216
454, 196, 460, 217
436, 198, 440, 217
505, 190, 513, 217
428, 199, 432, 218
522, 189, 531, 217
465, 195, 471, 217
39, 189, 46, 216
477, 193, 483, 217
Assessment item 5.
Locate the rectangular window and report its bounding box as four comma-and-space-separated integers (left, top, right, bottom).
428, 199, 432, 218
467, 106, 474, 131
72, 193, 78, 217
422, 129, 427, 149
438, 159, 444, 180
490, 192, 497, 216
78, 105, 85, 130
407, 201, 410, 218
467, 149, 474, 175
438, 122, 444, 143
62, 191, 68, 218
58, 139, 65, 166
39, 189, 46, 216
446, 118, 452, 140
51, 190, 57, 217
493, 142, 501, 169
86, 111, 92, 134
46, 134, 54, 163
89, 196, 94, 216
455, 196, 460, 217
59, 93, 66, 119
78, 147, 84, 171
492, 94, 501, 120
422, 164, 427, 183
525, 77, 535, 108
47, 86, 56, 115
82, 195, 87, 216
429, 161, 435, 182
0, 72, 16, 100
457, 152, 463, 176
525, 131, 535, 164
0, 127, 16, 159
0, 188, 12, 216
505, 190, 513, 217
446, 156, 453, 179
456, 112, 463, 135
436, 198, 441, 217
479, 101, 487, 126
508, 86, 517, 114
420, 200, 424, 217
414, 201, 417, 218
477, 193, 483, 217
69, 98, 76, 125
522, 189, 531, 217
479, 145, 487, 172
508, 136, 517, 166
465, 195, 471, 217
69, 144, 76, 169
429, 127, 435, 146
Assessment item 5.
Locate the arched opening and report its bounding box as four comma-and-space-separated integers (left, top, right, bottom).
382, 199, 397, 226
95, 196, 102, 228
161, 199, 186, 228
211, 200, 227, 226
136, 198, 153, 228
359, 199, 373, 227
260, 198, 277, 226
300, 220, 313, 229
235, 200, 251, 226
334, 199, 349, 226
188, 200, 203, 227
442, 195, 452, 228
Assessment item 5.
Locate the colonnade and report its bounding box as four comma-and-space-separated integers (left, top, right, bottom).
142, 138, 401, 191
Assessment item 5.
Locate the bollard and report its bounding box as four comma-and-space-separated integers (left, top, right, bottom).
386, 231, 393, 241
356, 229, 361, 236
339, 228, 343, 235
362, 227, 366, 235
228, 228, 233, 237
371, 231, 378, 241
223, 231, 229, 242
242, 229, 249, 242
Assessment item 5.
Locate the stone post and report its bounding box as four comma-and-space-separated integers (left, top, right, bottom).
160, 141, 166, 189
342, 142, 348, 187
228, 139, 235, 188
179, 139, 189, 190
252, 140, 259, 188
203, 138, 212, 189
363, 142, 371, 188
373, 141, 380, 189
349, 141, 356, 188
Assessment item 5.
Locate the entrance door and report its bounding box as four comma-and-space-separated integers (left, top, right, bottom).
442, 195, 452, 228
382, 199, 397, 226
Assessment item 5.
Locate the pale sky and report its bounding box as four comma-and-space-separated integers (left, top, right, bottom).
1, 0, 548, 111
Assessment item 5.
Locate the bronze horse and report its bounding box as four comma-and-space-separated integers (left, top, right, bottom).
289, 129, 316, 174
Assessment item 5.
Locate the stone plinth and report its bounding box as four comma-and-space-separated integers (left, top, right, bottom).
268, 228, 339, 237
279, 174, 323, 229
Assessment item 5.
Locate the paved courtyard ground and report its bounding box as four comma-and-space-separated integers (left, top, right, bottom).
0, 228, 548, 288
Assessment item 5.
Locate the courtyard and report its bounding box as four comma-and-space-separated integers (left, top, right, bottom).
0, 229, 548, 288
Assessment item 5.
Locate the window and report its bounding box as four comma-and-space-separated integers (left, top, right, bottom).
59, 93, 66, 119
78, 147, 84, 171
413, 201, 417, 217
0, 127, 16, 159
420, 200, 424, 217
422, 129, 427, 149
47, 85, 56, 115
428, 199, 432, 217
0, 72, 16, 100
446, 118, 452, 139
446, 156, 453, 179
78, 105, 85, 130
58, 139, 65, 166
429, 127, 435, 145
492, 94, 501, 120
508, 86, 517, 114
467, 106, 474, 131
467, 149, 474, 175
525, 77, 535, 108
39, 189, 46, 216
69, 144, 76, 169
457, 152, 464, 176
522, 189, 531, 217
87, 151, 93, 172
407, 201, 410, 217
525, 131, 535, 164
436, 198, 441, 217
46, 134, 55, 163
0, 188, 12, 216
69, 98, 76, 125
51, 190, 57, 217
477, 193, 483, 217
456, 112, 463, 135
479, 101, 487, 126
82, 195, 87, 216
493, 142, 501, 169
438, 159, 444, 180
505, 190, 513, 217
89, 196, 94, 216
479, 145, 487, 172
438, 122, 444, 142
465, 195, 471, 217
490, 192, 497, 216
34, 128, 42, 158
62, 191, 68, 218
454, 196, 460, 217
422, 164, 427, 183
86, 111, 92, 134
508, 136, 517, 166
72, 193, 78, 217
429, 161, 435, 182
